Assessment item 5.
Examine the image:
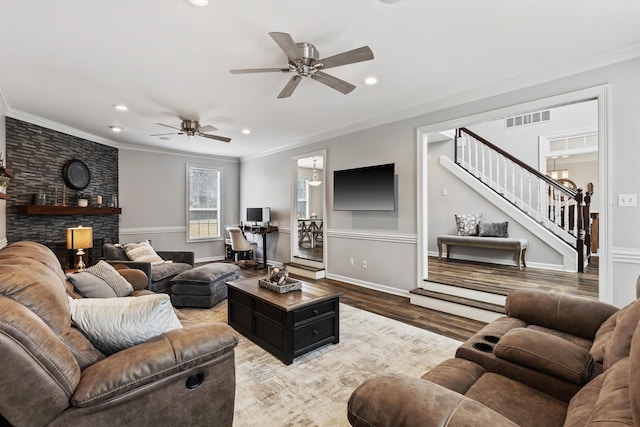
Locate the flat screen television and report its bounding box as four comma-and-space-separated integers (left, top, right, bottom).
246, 207, 271, 224
333, 163, 396, 211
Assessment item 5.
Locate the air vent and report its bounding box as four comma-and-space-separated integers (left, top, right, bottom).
505, 110, 551, 129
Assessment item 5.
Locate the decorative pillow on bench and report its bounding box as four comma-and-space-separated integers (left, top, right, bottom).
478, 221, 509, 238
454, 214, 482, 236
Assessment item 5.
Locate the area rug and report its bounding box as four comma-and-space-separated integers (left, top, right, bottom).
180, 301, 461, 427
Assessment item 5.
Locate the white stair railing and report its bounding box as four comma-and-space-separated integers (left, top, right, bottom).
455, 128, 592, 272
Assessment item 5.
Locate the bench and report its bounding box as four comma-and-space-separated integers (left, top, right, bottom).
437, 235, 528, 270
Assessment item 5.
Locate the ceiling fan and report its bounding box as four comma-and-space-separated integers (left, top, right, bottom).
230, 32, 374, 98
150, 120, 231, 142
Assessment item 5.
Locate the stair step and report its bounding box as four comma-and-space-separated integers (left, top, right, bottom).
425, 279, 510, 296
285, 262, 324, 272
410, 288, 506, 314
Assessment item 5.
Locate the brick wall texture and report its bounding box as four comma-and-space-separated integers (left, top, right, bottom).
5, 117, 119, 254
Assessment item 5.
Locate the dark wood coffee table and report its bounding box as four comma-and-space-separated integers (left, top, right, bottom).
226, 277, 341, 365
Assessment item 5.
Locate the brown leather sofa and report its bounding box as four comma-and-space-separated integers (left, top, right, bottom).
103, 242, 194, 294
0, 241, 238, 427
348, 288, 640, 427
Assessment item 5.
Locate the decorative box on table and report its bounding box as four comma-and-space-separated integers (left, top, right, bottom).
258, 278, 302, 293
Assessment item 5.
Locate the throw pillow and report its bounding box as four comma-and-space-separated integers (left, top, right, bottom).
124, 240, 164, 265
85, 260, 134, 297
67, 294, 183, 355
478, 221, 509, 238
454, 214, 482, 236
66, 271, 119, 298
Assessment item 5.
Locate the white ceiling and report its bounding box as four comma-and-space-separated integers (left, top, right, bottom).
1, 0, 639, 160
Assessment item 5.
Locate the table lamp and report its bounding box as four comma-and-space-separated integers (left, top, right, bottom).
66, 225, 93, 271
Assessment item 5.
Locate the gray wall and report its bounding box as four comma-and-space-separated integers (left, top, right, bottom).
240, 57, 640, 306
118, 148, 240, 262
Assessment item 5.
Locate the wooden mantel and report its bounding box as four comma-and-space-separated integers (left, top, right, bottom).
16, 205, 122, 216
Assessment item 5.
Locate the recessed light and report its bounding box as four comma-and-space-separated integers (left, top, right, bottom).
189, 0, 208, 5
364, 76, 378, 85
109, 126, 122, 132
242, 129, 251, 135
113, 105, 128, 111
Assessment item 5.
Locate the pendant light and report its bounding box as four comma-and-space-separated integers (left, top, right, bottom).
309, 159, 322, 186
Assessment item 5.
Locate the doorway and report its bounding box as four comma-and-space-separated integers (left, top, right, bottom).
291, 150, 326, 270
417, 86, 611, 303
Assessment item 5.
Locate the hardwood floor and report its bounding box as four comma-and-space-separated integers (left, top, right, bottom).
426, 256, 599, 299
233, 265, 486, 342
217, 255, 598, 343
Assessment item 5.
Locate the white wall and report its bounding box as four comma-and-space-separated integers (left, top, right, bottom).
118, 148, 240, 262
467, 100, 598, 169
240, 57, 640, 306
427, 139, 564, 269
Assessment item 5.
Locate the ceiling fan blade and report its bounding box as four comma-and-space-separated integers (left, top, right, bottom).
277, 75, 303, 98
313, 46, 374, 70
150, 132, 183, 136
155, 123, 182, 131
269, 32, 301, 62
230, 67, 289, 74
199, 133, 231, 143
311, 71, 356, 94
199, 124, 218, 133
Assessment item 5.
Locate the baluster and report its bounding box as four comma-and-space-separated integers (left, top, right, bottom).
503, 157, 507, 196
511, 164, 516, 203
496, 153, 501, 193
527, 173, 532, 214
489, 149, 493, 187
467, 134, 471, 168
563, 196, 570, 233
555, 190, 561, 226
481, 145, 485, 182
519, 167, 524, 208
474, 138, 479, 177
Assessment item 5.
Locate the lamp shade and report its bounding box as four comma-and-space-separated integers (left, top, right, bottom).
66, 226, 93, 250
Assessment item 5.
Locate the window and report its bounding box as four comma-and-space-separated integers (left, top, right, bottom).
187, 166, 221, 241
297, 179, 309, 218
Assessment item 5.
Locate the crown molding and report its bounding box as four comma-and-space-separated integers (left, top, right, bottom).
118, 141, 239, 163
240, 44, 640, 163
5, 109, 121, 148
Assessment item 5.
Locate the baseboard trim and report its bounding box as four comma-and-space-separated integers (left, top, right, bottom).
426, 250, 566, 272
325, 273, 410, 297
195, 256, 226, 264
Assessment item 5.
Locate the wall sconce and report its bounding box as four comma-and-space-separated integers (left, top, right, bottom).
66, 225, 93, 270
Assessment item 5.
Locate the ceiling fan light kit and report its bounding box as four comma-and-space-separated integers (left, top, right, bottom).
150, 120, 231, 143
230, 32, 374, 98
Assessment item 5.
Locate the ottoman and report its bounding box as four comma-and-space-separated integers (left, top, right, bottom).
170, 263, 240, 308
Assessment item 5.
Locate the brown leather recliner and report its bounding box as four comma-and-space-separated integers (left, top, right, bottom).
348, 288, 640, 427
0, 241, 238, 427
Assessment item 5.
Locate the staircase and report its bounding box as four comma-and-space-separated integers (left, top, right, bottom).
454, 127, 592, 272
414, 128, 594, 322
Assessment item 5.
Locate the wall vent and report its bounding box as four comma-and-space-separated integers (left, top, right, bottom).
505, 110, 551, 129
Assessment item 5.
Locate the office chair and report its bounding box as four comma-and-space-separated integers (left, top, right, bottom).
226, 226, 258, 261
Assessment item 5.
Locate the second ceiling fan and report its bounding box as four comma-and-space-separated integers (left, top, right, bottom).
230, 32, 374, 98
151, 120, 231, 143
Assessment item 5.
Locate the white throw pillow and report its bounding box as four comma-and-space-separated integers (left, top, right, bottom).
68, 294, 182, 355
124, 240, 164, 265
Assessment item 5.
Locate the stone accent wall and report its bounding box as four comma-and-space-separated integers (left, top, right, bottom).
5, 117, 119, 264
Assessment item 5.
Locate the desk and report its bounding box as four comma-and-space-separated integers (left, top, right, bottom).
243, 225, 278, 269
298, 218, 323, 248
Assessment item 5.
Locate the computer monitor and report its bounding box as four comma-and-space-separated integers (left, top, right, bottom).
246, 207, 271, 225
